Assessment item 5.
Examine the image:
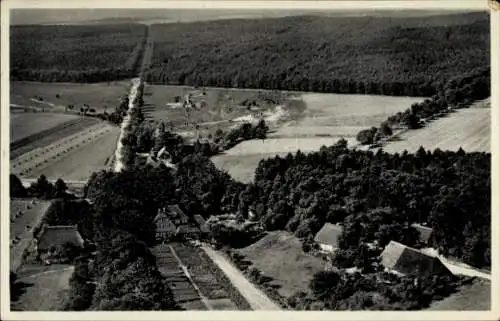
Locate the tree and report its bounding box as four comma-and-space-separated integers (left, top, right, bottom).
10, 174, 27, 198
55, 178, 68, 197
356, 127, 377, 145
380, 122, 393, 137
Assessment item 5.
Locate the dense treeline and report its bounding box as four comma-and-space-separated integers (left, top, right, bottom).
10, 174, 73, 200
233, 140, 490, 269
146, 13, 489, 97
10, 24, 148, 82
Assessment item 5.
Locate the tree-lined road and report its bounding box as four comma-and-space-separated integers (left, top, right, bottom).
202, 245, 281, 310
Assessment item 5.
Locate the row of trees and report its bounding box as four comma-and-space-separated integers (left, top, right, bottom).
11, 24, 148, 83
10, 174, 70, 200
145, 13, 488, 97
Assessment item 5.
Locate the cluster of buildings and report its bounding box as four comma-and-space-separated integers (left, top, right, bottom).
314, 222, 452, 277
154, 205, 209, 243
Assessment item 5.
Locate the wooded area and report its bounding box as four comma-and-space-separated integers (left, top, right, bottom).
10, 24, 148, 82
145, 13, 489, 97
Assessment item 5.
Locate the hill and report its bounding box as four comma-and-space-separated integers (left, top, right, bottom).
146, 12, 489, 96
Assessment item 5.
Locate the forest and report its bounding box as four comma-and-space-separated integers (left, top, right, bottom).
10, 24, 147, 82
145, 12, 489, 97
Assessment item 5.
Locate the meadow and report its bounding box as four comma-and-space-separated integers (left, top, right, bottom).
10, 112, 80, 143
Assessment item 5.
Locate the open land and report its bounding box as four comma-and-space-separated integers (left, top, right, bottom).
237, 231, 326, 298
11, 264, 74, 311
427, 279, 491, 311
10, 199, 52, 272
10, 112, 80, 143
11, 123, 120, 181
11, 80, 132, 114
382, 108, 490, 154
210, 92, 424, 182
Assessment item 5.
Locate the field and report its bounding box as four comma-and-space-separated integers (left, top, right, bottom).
237, 231, 326, 298
10, 199, 52, 272
427, 279, 491, 311
211, 92, 423, 182
10, 112, 80, 143
11, 24, 147, 82
11, 80, 132, 114
382, 107, 490, 154
11, 123, 120, 181
11, 264, 74, 311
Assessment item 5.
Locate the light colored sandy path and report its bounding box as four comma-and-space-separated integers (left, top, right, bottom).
420, 248, 491, 280
201, 245, 281, 310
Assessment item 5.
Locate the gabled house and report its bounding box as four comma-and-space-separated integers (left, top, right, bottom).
313, 223, 343, 253
411, 223, 433, 245
380, 241, 452, 277
164, 205, 189, 226
154, 211, 177, 241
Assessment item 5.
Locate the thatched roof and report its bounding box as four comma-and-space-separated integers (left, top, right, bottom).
193, 214, 209, 233
380, 241, 452, 277
314, 223, 343, 248
37, 225, 84, 250
411, 223, 433, 244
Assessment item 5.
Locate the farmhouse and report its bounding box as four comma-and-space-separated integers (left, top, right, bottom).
163, 205, 189, 226
380, 241, 452, 277
176, 225, 201, 241
154, 211, 177, 241
313, 223, 343, 253
411, 223, 433, 245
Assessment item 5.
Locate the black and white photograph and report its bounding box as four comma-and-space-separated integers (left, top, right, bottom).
1, 0, 498, 320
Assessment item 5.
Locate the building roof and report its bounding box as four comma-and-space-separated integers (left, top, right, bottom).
37, 225, 84, 250
380, 241, 452, 277
176, 225, 200, 234
166, 205, 189, 222
193, 214, 209, 233
156, 218, 176, 233
314, 223, 343, 248
411, 223, 433, 244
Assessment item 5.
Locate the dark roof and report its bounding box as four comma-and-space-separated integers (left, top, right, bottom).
37, 225, 84, 250
411, 223, 433, 244
380, 241, 452, 277
177, 225, 200, 234
314, 223, 343, 248
166, 205, 189, 222
193, 214, 209, 233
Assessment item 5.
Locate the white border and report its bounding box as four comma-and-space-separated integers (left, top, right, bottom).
1, 1, 498, 321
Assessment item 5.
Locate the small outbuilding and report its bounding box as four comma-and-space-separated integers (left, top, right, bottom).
313, 223, 343, 253
411, 223, 433, 245
380, 241, 452, 277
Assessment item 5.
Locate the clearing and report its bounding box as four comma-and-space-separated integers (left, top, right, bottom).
382, 107, 490, 153
427, 279, 491, 311
237, 231, 326, 298
10, 112, 80, 143
11, 264, 74, 311
212, 92, 423, 183
11, 80, 131, 114
10, 199, 52, 272
12, 124, 120, 181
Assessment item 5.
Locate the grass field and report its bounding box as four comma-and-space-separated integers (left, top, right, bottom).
10, 112, 80, 143
382, 108, 490, 153
15, 124, 120, 181
11, 81, 131, 114
10, 199, 52, 272
427, 279, 490, 311
211, 92, 423, 182
11, 265, 74, 311
237, 231, 326, 298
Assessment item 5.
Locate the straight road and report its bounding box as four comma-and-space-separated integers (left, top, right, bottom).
201, 245, 281, 310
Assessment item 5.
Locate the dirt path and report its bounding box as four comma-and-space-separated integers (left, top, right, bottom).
201, 245, 281, 310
